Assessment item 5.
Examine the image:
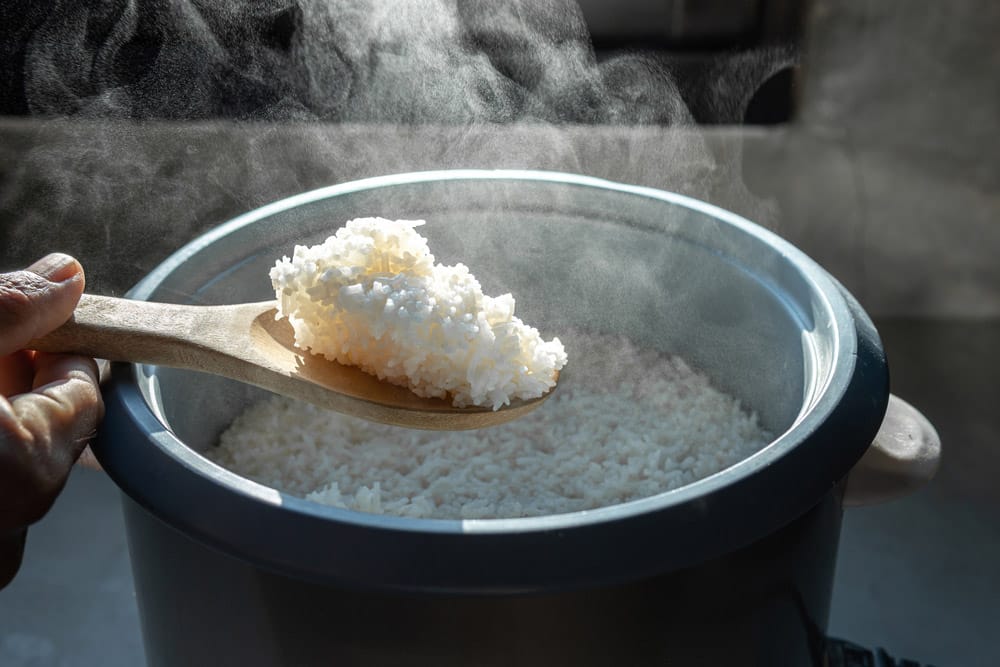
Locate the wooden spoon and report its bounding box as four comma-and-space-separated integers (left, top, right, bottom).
28, 294, 556, 430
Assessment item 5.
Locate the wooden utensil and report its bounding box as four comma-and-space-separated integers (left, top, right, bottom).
28, 294, 556, 430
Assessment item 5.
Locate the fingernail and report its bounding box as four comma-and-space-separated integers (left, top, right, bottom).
27, 253, 80, 282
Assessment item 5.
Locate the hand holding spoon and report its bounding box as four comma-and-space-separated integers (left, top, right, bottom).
28, 294, 555, 430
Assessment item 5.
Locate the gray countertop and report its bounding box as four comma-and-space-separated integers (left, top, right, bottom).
2, 119, 998, 319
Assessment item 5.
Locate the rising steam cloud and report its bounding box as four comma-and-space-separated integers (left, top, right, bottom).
0, 0, 795, 296
7, 0, 703, 125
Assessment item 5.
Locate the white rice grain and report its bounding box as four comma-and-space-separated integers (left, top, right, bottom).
269, 218, 567, 410
209, 331, 770, 519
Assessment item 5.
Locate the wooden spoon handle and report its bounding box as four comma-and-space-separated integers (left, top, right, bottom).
27, 294, 225, 367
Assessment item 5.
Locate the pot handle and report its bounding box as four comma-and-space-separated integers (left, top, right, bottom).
843, 394, 941, 507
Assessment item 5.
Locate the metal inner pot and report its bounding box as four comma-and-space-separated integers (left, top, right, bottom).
97, 170, 887, 594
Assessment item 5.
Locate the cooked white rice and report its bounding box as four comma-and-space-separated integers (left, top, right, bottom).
209, 331, 770, 519
269, 217, 567, 410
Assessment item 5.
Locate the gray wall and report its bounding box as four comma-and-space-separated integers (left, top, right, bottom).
789, 0, 999, 317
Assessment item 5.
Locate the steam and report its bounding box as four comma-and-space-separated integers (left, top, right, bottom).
0, 0, 795, 295
15, 0, 706, 125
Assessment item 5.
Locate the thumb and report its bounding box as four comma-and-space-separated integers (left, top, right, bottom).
0, 254, 86, 356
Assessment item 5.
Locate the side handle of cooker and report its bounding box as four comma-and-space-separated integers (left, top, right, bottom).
834, 281, 942, 506
843, 393, 941, 507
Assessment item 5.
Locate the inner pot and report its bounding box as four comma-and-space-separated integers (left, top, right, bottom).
95, 170, 888, 665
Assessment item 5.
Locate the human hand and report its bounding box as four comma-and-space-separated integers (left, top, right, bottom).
1, 254, 104, 589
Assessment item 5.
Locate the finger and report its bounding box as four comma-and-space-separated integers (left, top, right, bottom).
31, 352, 102, 399
0, 528, 27, 590
77, 445, 103, 471
0, 350, 35, 396
0, 358, 103, 530
0, 254, 85, 357
31, 353, 105, 465
24, 354, 105, 455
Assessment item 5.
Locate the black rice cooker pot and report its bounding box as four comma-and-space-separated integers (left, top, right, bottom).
94, 171, 939, 666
